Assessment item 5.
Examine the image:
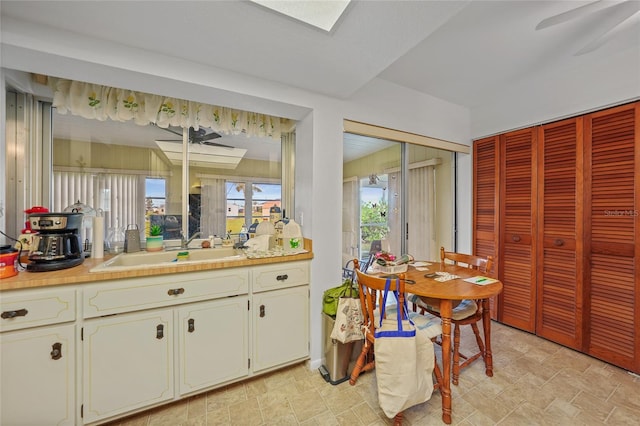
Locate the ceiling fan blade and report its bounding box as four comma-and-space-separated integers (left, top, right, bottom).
198, 140, 234, 149
536, 0, 612, 30
575, 0, 640, 55
194, 132, 222, 142
155, 139, 182, 142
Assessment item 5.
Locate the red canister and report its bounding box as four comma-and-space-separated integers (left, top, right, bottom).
0, 245, 19, 278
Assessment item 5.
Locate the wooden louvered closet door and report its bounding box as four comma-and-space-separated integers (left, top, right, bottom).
536, 118, 584, 349
473, 136, 500, 318
584, 102, 640, 373
499, 128, 537, 332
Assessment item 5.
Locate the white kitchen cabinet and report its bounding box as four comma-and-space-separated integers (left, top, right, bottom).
82, 309, 174, 424
0, 323, 75, 426
178, 296, 249, 395
0, 287, 77, 425
251, 262, 309, 373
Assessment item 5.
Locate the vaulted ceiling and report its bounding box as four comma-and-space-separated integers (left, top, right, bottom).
3, 0, 638, 112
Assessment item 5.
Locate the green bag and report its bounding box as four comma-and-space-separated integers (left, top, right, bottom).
323, 279, 358, 317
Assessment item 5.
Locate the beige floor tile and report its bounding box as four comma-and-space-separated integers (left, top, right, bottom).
181, 415, 207, 426
188, 394, 207, 419
260, 398, 296, 422
606, 405, 640, 425
228, 397, 262, 425
100, 322, 640, 426
205, 405, 230, 425
290, 390, 329, 422
461, 388, 513, 423
607, 381, 640, 413
324, 386, 366, 415
244, 377, 269, 397
351, 401, 382, 424
148, 401, 188, 426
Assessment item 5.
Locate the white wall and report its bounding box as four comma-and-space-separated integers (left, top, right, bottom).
471, 44, 640, 138
1, 22, 473, 370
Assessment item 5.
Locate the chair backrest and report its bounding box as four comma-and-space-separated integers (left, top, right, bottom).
353, 259, 407, 329
440, 247, 493, 274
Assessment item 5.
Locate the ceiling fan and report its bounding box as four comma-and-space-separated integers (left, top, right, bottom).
156, 125, 233, 148
536, 0, 640, 55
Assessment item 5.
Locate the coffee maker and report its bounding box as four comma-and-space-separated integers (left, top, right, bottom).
26, 212, 84, 272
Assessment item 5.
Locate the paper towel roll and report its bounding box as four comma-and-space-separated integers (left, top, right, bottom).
92, 216, 104, 259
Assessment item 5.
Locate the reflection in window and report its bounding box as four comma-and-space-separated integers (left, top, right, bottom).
225, 181, 281, 236
51, 109, 288, 246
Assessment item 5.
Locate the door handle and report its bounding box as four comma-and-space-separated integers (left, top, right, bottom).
511, 235, 521, 242
1, 308, 28, 319
188, 318, 195, 333
156, 324, 164, 339
553, 239, 564, 247
260, 305, 266, 318
167, 288, 185, 296
276, 274, 288, 281
50, 342, 62, 360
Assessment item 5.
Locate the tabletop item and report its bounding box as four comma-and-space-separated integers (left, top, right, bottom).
26, 212, 84, 272
124, 224, 141, 253
0, 245, 20, 278
63, 200, 96, 254
91, 215, 105, 259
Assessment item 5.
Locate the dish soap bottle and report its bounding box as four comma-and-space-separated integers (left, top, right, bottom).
239, 224, 249, 245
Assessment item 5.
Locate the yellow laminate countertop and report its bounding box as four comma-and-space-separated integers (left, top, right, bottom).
1, 240, 313, 292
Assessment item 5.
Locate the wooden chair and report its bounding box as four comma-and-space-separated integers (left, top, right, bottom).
349, 259, 443, 426
410, 247, 493, 385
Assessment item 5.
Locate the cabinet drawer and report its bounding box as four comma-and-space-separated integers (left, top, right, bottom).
83, 269, 249, 318
0, 288, 76, 332
252, 261, 309, 293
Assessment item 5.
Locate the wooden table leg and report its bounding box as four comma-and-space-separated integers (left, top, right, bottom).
440, 300, 452, 424
482, 298, 494, 377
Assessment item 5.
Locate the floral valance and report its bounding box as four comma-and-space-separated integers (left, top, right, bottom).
48, 78, 281, 140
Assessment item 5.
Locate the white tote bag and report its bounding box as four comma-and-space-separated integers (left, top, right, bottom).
374, 279, 435, 419
330, 296, 364, 343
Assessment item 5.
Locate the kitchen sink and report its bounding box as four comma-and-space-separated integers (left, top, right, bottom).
90, 248, 244, 272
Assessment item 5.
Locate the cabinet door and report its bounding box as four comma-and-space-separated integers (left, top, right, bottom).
252, 286, 309, 372
536, 118, 584, 349
178, 297, 249, 395
0, 324, 75, 426
584, 102, 640, 373
473, 135, 500, 318
499, 128, 537, 331
83, 309, 174, 423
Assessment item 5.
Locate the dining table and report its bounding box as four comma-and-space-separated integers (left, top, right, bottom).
402, 262, 503, 424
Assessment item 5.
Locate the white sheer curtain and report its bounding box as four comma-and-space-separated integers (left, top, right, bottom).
407, 165, 436, 261
200, 178, 227, 238
342, 177, 358, 265
53, 170, 143, 231
387, 171, 402, 256
384, 165, 436, 261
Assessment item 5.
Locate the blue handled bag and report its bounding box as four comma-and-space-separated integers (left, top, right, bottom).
373, 278, 435, 419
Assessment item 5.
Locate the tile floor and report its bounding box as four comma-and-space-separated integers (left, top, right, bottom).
105, 321, 640, 426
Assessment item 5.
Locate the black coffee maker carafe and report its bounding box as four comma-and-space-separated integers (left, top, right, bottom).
27, 212, 84, 272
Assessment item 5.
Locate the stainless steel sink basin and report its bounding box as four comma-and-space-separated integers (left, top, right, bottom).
90, 248, 244, 272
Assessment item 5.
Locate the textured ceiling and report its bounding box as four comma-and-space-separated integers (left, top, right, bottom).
2, 1, 638, 158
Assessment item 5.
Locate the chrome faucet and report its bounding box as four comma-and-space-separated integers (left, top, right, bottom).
180, 231, 201, 249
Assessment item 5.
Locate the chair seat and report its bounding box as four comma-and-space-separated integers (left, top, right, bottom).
373, 305, 442, 340
408, 294, 478, 321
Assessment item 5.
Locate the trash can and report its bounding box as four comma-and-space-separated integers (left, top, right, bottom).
319, 313, 362, 385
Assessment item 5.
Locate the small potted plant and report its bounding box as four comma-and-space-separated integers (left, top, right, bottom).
146, 224, 164, 252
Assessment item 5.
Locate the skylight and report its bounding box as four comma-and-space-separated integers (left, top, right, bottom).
251, 0, 351, 32
155, 141, 247, 170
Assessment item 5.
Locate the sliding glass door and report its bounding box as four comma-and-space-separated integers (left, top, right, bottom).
343, 133, 454, 265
